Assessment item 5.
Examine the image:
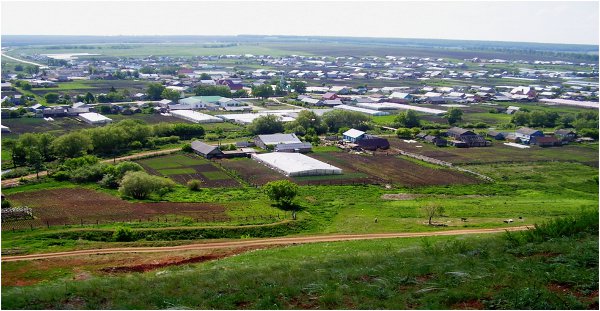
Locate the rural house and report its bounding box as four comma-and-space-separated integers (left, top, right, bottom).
531, 136, 561, 147
515, 127, 544, 144
274, 142, 313, 153
357, 135, 390, 150
487, 130, 505, 140
342, 128, 365, 142
424, 135, 448, 147
322, 92, 339, 100
554, 129, 577, 142
446, 127, 489, 147
191, 141, 224, 159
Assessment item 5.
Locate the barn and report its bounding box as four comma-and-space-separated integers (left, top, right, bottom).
191, 141, 224, 159
251, 152, 342, 177
78, 112, 112, 125
254, 133, 302, 149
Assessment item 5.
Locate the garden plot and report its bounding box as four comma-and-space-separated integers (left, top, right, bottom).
137, 154, 240, 187
4, 188, 228, 228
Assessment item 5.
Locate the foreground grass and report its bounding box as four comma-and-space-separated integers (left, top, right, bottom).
2, 210, 597, 309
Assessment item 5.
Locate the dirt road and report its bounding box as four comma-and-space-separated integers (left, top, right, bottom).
1, 148, 181, 187
1, 226, 530, 262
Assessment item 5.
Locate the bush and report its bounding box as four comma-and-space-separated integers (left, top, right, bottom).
113, 227, 135, 242
187, 179, 203, 191
50, 170, 71, 181
70, 163, 108, 183
182, 143, 193, 152
129, 141, 143, 149
1, 199, 12, 209
119, 171, 176, 199
1, 167, 30, 180
205, 134, 219, 141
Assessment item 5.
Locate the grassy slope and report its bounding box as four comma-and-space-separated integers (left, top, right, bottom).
2, 222, 597, 309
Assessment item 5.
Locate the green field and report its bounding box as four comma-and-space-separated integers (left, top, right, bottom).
2, 215, 597, 309
202, 171, 231, 180
138, 154, 207, 170
157, 168, 196, 175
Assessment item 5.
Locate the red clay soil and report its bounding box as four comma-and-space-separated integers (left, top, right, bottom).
5, 188, 228, 226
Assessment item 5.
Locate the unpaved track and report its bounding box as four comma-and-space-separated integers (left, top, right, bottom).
1, 148, 181, 187
2, 226, 530, 262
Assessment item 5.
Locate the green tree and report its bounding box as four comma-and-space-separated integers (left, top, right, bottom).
14, 64, 23, 71
251, 84, 274, 99
248, 115, 284, 135
394, 110, 421, 128
232, 89, 249, 98
199, 73, 211, 80
446, 108, 463, 125
26, 149, 45, 179
422, 203, 445, 225
322, 110, 371, 133
194, 85, 232, 97
51, 132, 93, 159
84, 92, 96, 104
119, 171, 175, 199
146, 83, 165, 100
511, 111, 530, 126
289, 81, 307, 94
44, 93, 60, 103
396, 128, 412, 138
292, 110, 327, 134
263, 180, 299, 208
161, 88, 181, 101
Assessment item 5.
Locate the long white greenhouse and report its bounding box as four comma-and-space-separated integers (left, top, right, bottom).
251, 152, 342, 177
170, 110, 223, 123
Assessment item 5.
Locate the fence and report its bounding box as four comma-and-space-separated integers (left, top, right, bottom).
1, 212, 294, 232
396, 149, 494, 182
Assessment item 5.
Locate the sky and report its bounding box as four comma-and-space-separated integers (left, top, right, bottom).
1, 0, 598, 45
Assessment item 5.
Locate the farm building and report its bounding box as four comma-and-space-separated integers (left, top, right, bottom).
554, 129, 577, 142
191, 141, 224, 159
322, 92, 339, 100
515, 127, 544, 144
333, 104, 389, 116
446, 127, 489, 147
424, 135, 447, 146
171, 110, 224, 123
254, 133, 302, 149
275, 142, 313, 153
487, 131, 505, 140
343, 129, 366, 142
356, 102, 446, 115
531, 136, 561, 147
178, 96, 223, 109
78, 112, 112, 125
252, 152, 342, 177
216, 112, 296, 125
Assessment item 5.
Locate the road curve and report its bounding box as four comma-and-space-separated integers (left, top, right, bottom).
2, 226, 531, 262
1, 52, 48, 68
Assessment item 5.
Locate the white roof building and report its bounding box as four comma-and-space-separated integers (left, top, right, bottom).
333, 104, 389, 116
170, 110, 224, 123
78, 112, 112, 125
356, 102, 446, 115
252, 152, 342, 177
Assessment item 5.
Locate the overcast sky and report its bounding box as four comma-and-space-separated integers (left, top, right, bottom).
1, 0, 598, 45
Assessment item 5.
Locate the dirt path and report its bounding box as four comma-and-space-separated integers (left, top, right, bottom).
1, 52, 48, 68
1, 148, 181, 187
1, 226, 530, 262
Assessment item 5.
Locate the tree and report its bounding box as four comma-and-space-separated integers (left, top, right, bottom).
251, 84, 274, 99
119, 171, 175, 199
146, 83, 165, 100
187, 179, 203, 191
44, 93, 60, 103
199, 73, 211, 80
51, 132, 93, 159
322, 110, 371, 133
194, 85, 232, 97
161, 88, 181, 101
263, 180, 298, 208
396, 127, 412, 138
248, 114, 284, 135
289, 81, 306, 94
14, 64, 23, 71
422, 203, 445, 225
511, 111, 530, 126
395, 110, 421, 128
446, 108, 463, 125
232, 89, 249, 98
292, 110, 327, 134
84, 92, 96, 104
26, 149, 45, 179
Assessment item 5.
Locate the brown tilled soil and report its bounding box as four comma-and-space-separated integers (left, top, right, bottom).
313, 152, 479, 186
5, 188, 228, 226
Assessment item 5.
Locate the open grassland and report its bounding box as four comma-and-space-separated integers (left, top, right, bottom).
2, 213, 597, 309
